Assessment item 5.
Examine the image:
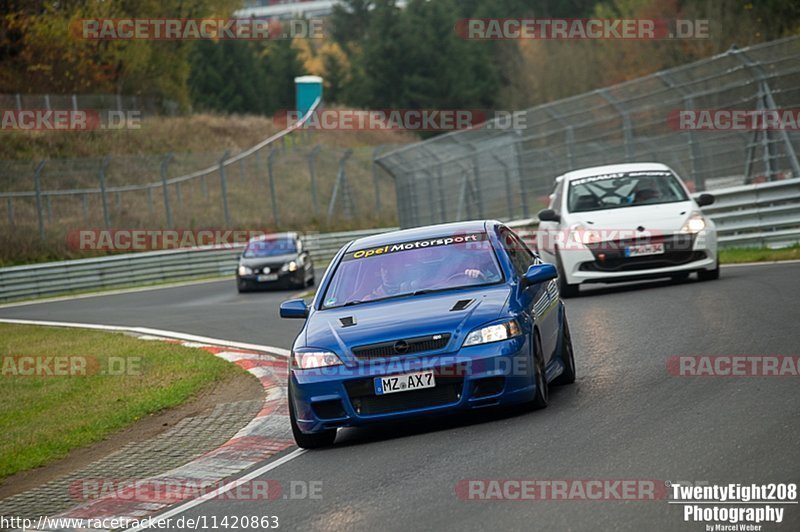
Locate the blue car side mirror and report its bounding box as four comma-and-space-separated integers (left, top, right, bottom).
523, 263, 558, 286
280, 299, 309, 319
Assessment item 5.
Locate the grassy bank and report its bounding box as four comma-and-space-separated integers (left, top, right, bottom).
0, 323, 245, 479
719, 245, 800, 264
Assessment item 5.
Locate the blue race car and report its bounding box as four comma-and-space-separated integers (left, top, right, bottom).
279, 220, 576, 448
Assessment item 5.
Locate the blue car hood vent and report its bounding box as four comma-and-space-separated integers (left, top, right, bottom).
304, 286, 511, 355
450, 299, 474, 311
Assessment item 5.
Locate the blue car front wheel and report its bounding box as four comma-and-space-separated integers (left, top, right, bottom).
553, 314, 576, 385
289, 382, 337, 449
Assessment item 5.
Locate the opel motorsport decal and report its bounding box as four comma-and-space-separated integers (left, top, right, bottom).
343, 233, 487, 261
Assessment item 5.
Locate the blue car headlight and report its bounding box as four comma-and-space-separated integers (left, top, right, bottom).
292, 349, 343, 370
462, 319, 522, 347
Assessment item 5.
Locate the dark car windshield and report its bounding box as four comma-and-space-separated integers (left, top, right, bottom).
321, 232, 503, 309
567, 171, 688, 213
243, 238, 297, 258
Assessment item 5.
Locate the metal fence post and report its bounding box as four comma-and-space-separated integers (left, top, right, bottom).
160, 153, 174, 228
219, 151, 231, 227
328, 150, 353, 222
267, 148, 280, 227
468, 145, 485, 218
6, 197, 13, 226
436, 166, 447, 223
46, 195, 52, 223
99, 156, 111, 229
597, 89, 633, 161
147, 187, 154, 216
372, 146, 385, 212
657, 71, 704, 189
34, 160, 46, 240
732, 47, 800, 180
308, 145, 321, 216
493, 154, 514, 219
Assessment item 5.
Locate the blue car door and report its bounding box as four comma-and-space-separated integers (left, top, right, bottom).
501, 228, 560, 364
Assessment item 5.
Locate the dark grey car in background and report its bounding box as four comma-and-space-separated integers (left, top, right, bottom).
236, 232, 314, 293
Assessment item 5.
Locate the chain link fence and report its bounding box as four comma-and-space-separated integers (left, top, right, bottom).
0, 93, 178, 116
0, 122, 402, 261
376, 37, 800, 228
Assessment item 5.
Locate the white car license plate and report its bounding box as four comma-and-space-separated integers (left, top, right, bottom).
257, 273, 278, 282
374, 371, 436, 395
624, 243, 665, 257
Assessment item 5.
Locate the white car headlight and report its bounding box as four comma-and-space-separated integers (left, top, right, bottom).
238, 265, 253, 276
292, 350, 343, 370
463, 320, 522, 347
681, 213, 707, 233
570, 223, 601, 245
281, 261, 298, 273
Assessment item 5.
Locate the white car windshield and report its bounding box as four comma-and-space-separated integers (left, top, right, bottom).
567, 171, 689, 213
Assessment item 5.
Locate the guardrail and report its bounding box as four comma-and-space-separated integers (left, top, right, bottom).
0, 228, 396, 303
1, 178, 798, 302
699, 177, 800, 248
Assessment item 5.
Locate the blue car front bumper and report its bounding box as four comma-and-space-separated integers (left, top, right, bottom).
291, 336, 539, 434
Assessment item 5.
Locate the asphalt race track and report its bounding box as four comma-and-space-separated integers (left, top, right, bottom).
2, 263, 798, 530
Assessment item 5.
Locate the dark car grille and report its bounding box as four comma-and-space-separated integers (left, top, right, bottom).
352, 333, 451, 361
580, 234, 704, 272
344, 373, 464, 415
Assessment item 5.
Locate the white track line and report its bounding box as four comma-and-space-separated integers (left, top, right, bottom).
126, 448, 306, 532
722, 259, 800, 268
0, 318, 289, 358
2, 318, 304, 531
0, 276, 233, 309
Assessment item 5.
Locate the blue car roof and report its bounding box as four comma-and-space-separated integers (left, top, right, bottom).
348, 220, 497, 252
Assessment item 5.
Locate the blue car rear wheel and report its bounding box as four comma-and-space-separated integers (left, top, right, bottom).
530, 333, 549, 410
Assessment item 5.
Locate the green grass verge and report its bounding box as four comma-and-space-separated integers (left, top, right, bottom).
0, 323, 244, 479
719, 245, 800, 264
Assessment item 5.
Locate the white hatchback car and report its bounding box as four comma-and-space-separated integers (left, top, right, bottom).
536, 163, 719, 297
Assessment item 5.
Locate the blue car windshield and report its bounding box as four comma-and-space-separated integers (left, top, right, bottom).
321, 233, 503, 309
243, 238, 297, 258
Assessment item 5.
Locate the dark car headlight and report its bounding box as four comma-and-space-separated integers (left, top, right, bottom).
462, 319, 522, 347
280, 260, 298, 273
